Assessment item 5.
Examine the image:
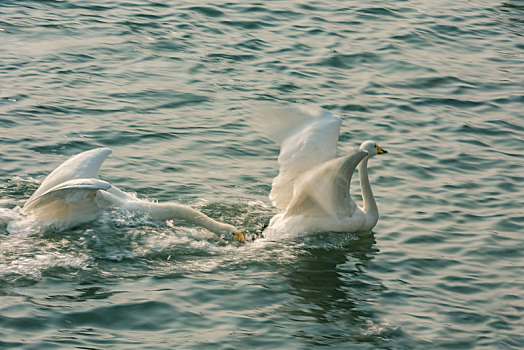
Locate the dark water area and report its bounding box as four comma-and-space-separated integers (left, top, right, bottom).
1, 0, 523, 348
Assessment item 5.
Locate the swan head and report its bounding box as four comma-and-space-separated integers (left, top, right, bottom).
359, 140, 388, 157
219, 223, 245, 242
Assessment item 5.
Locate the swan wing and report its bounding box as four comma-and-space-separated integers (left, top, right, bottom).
252, 104, 341, 209
22, 178, 111, 229
285, 150, 368, 218
23, 148, 112, 210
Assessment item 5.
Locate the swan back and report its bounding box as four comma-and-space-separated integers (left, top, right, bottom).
251, 104, 341, 209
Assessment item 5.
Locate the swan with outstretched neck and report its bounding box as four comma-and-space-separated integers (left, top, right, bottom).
19, 148, 244, 241
251, 104, 387, 236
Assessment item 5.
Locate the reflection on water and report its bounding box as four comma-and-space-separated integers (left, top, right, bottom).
281, 232, 398, 345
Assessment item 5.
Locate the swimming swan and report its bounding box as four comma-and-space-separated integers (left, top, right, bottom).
20, 148, 244, 241
252, 104, 387, 235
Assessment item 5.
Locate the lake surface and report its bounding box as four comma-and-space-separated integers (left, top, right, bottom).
1, 0, 523, 348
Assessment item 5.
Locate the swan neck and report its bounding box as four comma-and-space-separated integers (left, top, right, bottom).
112, 197, 236, 235
359, 157, 378, 220
157, 202, 236, 235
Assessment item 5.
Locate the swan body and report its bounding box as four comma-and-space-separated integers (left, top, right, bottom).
253, 104, 387, 236
19, 148, 242, 239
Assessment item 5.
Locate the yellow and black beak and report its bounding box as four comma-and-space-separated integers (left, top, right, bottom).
234, 232, 245, 243
376, 145, 388, 154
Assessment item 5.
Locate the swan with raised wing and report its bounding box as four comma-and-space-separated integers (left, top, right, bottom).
251, 104, 387, 236
17, 148, 244, 241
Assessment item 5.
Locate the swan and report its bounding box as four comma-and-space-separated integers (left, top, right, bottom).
18, 148, 244, 241
251, 104, 387, 236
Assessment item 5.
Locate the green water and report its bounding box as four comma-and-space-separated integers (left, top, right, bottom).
1, 0, 523, 348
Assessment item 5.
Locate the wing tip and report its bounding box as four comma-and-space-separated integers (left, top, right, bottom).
250, 103, 342, 145
94, 147, 113, 156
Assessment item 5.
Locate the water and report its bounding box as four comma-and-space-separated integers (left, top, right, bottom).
1, 0, 523, 348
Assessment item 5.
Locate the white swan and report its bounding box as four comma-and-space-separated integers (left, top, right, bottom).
19, 148, 244, 241
252, 104, 387, 236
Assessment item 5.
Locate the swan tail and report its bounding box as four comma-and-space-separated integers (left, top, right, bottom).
24, 148, 112, 209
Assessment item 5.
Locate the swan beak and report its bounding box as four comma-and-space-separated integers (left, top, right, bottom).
234, 232, 245, 243
376, 145, 388, 154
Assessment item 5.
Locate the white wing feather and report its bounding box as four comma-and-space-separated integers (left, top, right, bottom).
23, 178, 111, 212
23, 148, 112, 211
22, 178, 111, 229
252, 104, 341, 209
